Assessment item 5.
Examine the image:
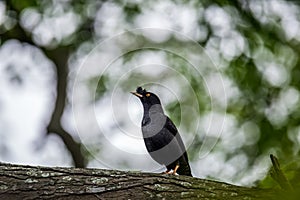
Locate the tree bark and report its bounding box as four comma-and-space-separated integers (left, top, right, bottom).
0, 162, 278, 200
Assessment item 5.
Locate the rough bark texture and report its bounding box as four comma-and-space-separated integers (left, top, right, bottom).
0, 162, 279, 200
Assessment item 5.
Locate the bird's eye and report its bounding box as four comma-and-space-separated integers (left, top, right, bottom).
146, 93, 151, 97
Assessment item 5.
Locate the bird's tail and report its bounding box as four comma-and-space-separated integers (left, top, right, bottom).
178, 153, 192, 176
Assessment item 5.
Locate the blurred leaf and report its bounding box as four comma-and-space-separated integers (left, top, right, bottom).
88, 75, 108, 101
123, 3, 141, 23
9, 0, 38, 11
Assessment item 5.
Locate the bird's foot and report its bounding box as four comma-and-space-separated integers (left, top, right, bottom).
166, 170, 179, 175
163, 165, 180, 175
162, 170, 176, 175
172, 164, 180, 175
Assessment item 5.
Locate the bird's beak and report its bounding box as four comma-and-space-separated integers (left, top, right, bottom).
130, 91, 143, 98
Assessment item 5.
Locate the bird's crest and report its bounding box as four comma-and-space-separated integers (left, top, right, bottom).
136, 86, 147, 95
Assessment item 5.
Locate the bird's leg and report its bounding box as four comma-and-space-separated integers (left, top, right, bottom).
165, 165, 180, 175
171, 164, 180, 175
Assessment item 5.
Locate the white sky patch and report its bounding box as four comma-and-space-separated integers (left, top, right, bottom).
172, 6, 200, 39
134, 11, 172, 43
205, 37, 222, 67
0, 83, 47, 163
220, 31, 246, 60
221, 153, 248, 180
194, 151, 225, 178
254, 47, 290, 87
87, 90, 145, 155
132, 51, 168, 77
136, 1, 206, 41
249, 0, 300, 41
200, 112, 237, 139
262, 63, 288, 87
109, 132, 146, 154
94, 2, 126, 38
281, 87, 300, 112
249, 1, 266, 24
241, 121, 261, 146
78, 50, 122, 80
163, 3, 203, 41
0, 41, 69, 165
281, 16, 300, 41
20, 5, 81, 46
265, 87, 299, 127
20, 8, 41, 31
222, 121, 260, 153
205, 73, 240, 108
128, 95, 143, 128
239, 155, 270, 186
135, 11, 172, 30
204, 5, 232, 37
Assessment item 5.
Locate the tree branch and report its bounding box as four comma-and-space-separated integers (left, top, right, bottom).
45, 47, 86, 168
269, 154, 293, 191
0, 162, 279, 200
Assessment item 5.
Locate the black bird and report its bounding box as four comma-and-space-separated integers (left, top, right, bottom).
131, 87, 192, 176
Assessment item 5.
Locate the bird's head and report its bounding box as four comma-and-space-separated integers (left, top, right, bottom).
131, 87, 161, 106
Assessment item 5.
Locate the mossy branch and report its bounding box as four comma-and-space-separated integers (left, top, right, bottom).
0, 162, 279, 200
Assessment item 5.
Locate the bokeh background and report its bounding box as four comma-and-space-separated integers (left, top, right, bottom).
1, 0, 300, 188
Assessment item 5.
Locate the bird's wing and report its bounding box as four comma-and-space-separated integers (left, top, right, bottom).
165, 117, 189, 160
165, 116, 178, 136
165, 116, 191, 175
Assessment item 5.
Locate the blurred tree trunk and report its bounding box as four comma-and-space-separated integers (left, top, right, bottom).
3, 0, 86, 168
0, 162, 278, 200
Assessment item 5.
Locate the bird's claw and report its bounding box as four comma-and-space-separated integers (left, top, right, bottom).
163, 167, 179, 175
